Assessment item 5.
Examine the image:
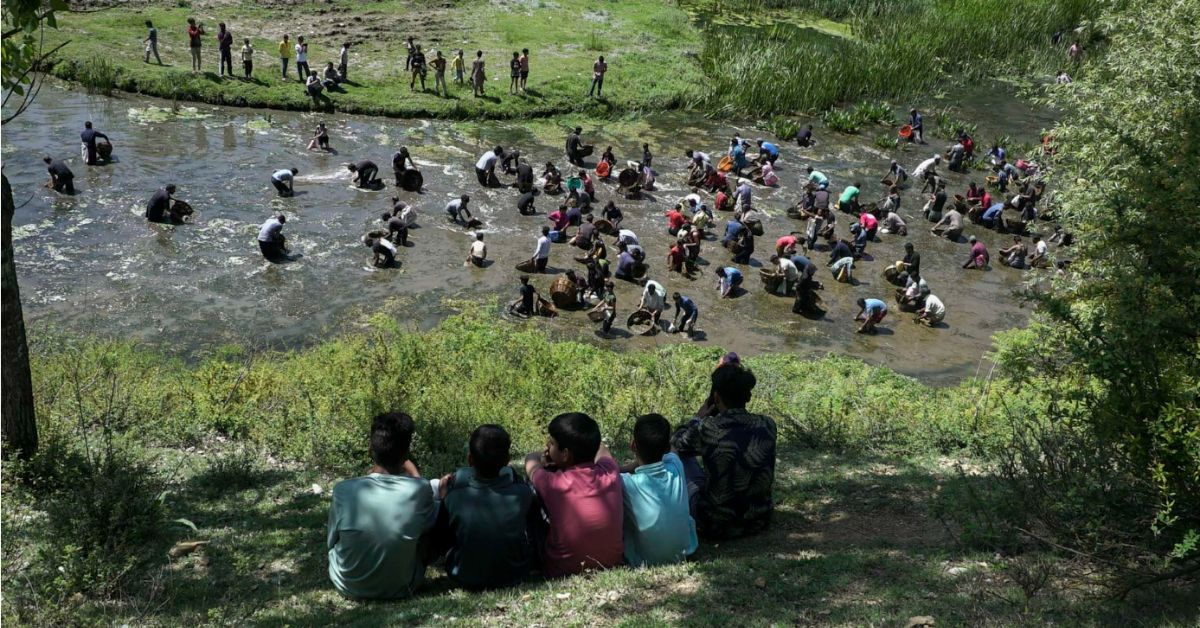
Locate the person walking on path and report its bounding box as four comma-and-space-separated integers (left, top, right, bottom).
589, 55, 607, 97
143, 21, 162, 64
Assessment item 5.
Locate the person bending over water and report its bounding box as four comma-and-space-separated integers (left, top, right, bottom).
272, 167, 298, 197
43, 156, 75, 194
257, 214, 289, 261
347, 160, 379, 188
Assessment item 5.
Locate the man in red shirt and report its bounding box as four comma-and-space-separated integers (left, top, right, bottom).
186, 18, 205, 72
665, 206, 688, 235
775, 234, 799, 257
859, 212, 879, 241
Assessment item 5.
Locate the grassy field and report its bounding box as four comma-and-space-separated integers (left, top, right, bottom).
44, 0, 703, 119
3, 309, 1197, 625
9, 446, 1197, 627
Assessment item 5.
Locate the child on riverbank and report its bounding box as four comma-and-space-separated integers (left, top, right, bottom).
435, 425, 534, 589
453, 49, 465, 85
524, 413, 623, 577
240, 38, 253, 79
621, 413, 698, 566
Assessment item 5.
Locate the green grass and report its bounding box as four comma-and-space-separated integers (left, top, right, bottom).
698, 0, 1094, 116
42, 0, 703, 119
7, 446, 1197, 626
5, 310, 1199, 625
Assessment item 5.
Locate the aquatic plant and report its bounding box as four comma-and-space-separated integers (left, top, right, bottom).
873, 134, 899, 150
931, 108, 978, 140
73, 57, 119, 95
699, 0, 1092, 115
765, 116, 803, 141
849, 101, 893, 125
822, 109, 860, 134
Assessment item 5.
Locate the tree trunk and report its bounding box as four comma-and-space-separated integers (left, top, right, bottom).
1, 172, 38, 459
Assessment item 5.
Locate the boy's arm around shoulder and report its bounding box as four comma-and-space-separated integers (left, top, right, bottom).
671, 417, 705, 457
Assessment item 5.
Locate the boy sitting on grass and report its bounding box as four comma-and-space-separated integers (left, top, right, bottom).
327, 412, 438, 599
525, 412, 624, 577
435, 424, 535, 590
620, 414, 699, 567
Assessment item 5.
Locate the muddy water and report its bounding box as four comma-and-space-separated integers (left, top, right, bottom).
3, 84, 1056, 383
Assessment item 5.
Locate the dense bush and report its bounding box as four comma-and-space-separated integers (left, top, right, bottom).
972, 0, 1200, 592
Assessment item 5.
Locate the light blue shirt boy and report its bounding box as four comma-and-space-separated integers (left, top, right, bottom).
620, 452, 699, 567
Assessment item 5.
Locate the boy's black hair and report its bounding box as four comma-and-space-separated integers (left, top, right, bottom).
711, 364, 755, 409
633, 413, 671, 464
548, 412, 601, 463
469, 424, 511, 478
370, 411, 414, 470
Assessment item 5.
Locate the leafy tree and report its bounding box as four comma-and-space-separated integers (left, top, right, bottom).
990, 0, 1200, 591
2, 0, 69, 459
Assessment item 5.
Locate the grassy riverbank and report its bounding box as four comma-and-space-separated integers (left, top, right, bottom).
5, 310, 1197, 626
42, 0, 1098, 119
44, 0, 703, 119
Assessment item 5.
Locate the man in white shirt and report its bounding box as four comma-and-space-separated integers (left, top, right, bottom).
1028, 235, 1049, 267
445, 194, 471, 223
640, 280, 667, 329
916, 294, 945, 325
295, 36, 309, 80
271, 167, 297, 197
617, 228, 639, 247
258, 214, 287, 261
913, 154, 940, 183
467, 232, 487, 267
771, 254, 798, 295
475, 146, 504, 187
532, 226, 552, 273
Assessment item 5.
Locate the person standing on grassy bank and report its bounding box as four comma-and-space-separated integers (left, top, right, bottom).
453, 49, 465, 85
338, 42, 350, 81
295, 36, 310, 81
186, 18, 205, 72
672, 363, 776, 539
589, 55, 607, 98
410, 45, 427, 92
519, 48, 530, 93
509, 51, 520, 95
431, 51, 448, 97
216, 23, 233, 77
143, 21, 161, 65
278, 34, 291, 80
240, 38, 254, 79
328, 412, 437, 600
471, 50, 486, 97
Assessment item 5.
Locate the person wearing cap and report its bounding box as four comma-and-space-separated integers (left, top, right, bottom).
963, 235, 990, 270
855, 297, 888, 334
257, 214, 288, 261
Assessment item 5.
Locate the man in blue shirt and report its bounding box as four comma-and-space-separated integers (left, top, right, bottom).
620, 414, 698, 566
855, 297, 888, 334
908, 108, 925, 144
716, 267, 742, 298
722, 218, 743, 245
981, 202, 1005, 229
671, 292, 699, 335
756, 140, 779, 164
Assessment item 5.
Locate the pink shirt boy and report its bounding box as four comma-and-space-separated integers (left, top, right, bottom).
531, 456, 624, 577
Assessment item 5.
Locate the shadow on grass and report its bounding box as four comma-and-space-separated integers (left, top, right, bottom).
50, 451, 1200, 626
